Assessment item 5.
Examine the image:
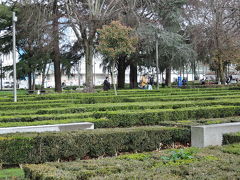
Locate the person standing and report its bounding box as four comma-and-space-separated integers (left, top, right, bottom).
140, 74, 148, 89
148, 75, 154, 90
103, 77, 110, 91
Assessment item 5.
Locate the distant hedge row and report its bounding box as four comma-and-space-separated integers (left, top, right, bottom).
1, 105, 240, 128
0, 89, 239, 103
1, 93, 240, 112
0, 126, 190, 164
30, 98, 240, 115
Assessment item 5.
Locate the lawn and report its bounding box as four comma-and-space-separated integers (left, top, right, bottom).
0, 168, 24, 179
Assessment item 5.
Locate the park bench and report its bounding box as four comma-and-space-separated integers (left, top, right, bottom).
191, 122, 240, 147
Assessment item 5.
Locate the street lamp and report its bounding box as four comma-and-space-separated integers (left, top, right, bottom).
156, 33, 160, 90
0, 55, 2, 91
12, 12, 17, 102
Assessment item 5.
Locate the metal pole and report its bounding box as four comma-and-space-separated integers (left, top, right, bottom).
0, 55, 3, 91
12, 12, 17, 102
94, 60, 96, 86
156, 37, 159, 90
78, 61, 81, 88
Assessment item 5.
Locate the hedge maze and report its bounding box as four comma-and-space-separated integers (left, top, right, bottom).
1, 87, 240, 179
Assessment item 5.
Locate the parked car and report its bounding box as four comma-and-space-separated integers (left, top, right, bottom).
3, 82, 14, 88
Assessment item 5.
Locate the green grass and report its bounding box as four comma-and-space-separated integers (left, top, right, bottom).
0, 168, 24, 179
222, 143, 240, 155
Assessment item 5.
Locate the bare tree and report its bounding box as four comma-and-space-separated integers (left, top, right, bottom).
185, 0, 240, 83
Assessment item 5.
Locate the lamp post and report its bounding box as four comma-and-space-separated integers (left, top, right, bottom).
0, 55, 2, 91
156, 33, 160, 90
78, 61, 81, 88
12, 12, 17, 102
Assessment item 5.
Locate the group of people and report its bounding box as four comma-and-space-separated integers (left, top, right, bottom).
103, 74, 155, 91
139, 74, 154, 90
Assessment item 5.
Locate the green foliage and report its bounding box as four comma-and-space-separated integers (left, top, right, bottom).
0, 126, 190, 164
0, 89, 240, 129
0, 168, 24, 179
117, 153, 151, 161
23, 144, 239, 180
97, 21, 137, 60
223, 132, 240, 145
0, 4, 15, 54
156, 148, 199, 167
222, 144, 240, 155
136, 0, 196, 72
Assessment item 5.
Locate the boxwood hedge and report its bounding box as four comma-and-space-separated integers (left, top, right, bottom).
223, 132, 240, 145
23, 144, 240, 180
0, 126, 190, 164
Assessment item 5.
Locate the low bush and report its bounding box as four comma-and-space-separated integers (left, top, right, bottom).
223, 132, 240, 145
221, 143, 240, 155
0, 126, 190, 164
23, 145, 240, 180
34, 98, 240, 115
93, 106, 240, 127
1, 89, 239, 103
1, 106, 240, 128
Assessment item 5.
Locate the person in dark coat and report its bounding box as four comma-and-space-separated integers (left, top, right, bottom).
103, 77, 110, 91
149, 75, 154, 86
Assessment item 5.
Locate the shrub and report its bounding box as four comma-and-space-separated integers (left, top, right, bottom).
23, 144, 240, 180
222, 143, 240, 155
1, 105, 240, 128
0, 126, 190, 164
223, 132, 240, 145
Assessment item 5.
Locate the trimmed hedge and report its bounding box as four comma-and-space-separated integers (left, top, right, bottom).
34, 98, 240, 115
1, 89, 239, 103
0, 105, 240, 128
0, 126, 190, 164
1, 97, 240, 117
1, 95, 240, 113
92, 106, 240, 127
223, 132, 240, 145
23, 144, 240, 180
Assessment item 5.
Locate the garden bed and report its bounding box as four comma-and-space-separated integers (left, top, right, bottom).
23, 144, 240, 180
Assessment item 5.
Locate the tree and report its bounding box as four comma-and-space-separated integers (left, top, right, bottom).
116, 0, 153, 89
0, 4, 13, 54
65, 0, 120, 92
0, 1, 64, 91
16, 2, 53, 90
52, 0, 62, 92
184, 0, 240, 83
137, 22, 196, 86
97, 21, 137, 94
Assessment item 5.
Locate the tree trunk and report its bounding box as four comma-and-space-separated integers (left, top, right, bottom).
52, 0, 62, 92
117, 57, 127, 89
111, 62, 117, 95
130, 63, 138, 89
77, 61, 81, 88
28, 72, 32, 90
41, 65, 46, 90
217, 54, 225, 84
165, 66, 171, 86
110, 70, 114, 88
41, 63, 50, 90
32, 73, 36, 91
84, 40, 94, 92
